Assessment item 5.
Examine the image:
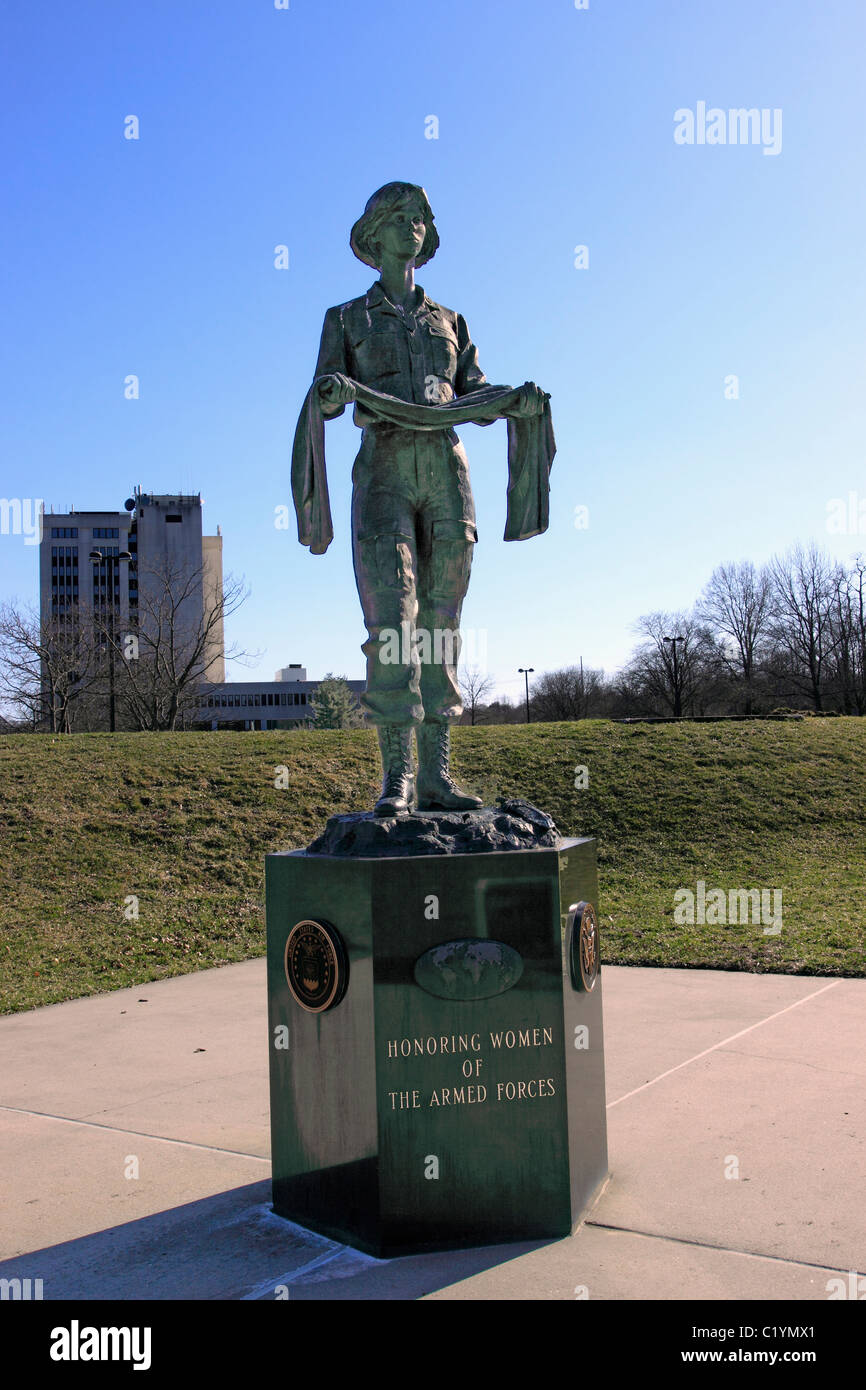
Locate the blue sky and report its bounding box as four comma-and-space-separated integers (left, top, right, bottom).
2, 0, 864, 703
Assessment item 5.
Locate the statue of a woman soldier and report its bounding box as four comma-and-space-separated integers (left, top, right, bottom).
292, 182, 555, 818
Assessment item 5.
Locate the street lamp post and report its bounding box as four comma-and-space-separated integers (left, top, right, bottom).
662, 635, 683, 718
518, 667, 534, 724
90, 549, 131, 732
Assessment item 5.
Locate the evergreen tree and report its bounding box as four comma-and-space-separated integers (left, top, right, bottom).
310, 673, 366, 729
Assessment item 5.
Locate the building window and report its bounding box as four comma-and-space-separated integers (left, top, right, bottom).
92, 527, 119, 539
165, 514, 183, 523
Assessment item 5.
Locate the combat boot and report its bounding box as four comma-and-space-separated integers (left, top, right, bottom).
374, 725, 415, 816
415, 722, 482, 811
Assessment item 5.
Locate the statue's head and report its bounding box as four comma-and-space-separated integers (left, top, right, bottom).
350, 182, 439, 270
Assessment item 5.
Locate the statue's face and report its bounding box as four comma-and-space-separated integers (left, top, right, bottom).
374, 198, 426, 264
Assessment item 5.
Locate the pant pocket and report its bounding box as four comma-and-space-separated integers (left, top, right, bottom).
428, 519, 477, 599
358, 533, 415, 591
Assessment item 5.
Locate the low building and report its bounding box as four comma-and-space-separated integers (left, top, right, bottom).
192, 668, 365, 730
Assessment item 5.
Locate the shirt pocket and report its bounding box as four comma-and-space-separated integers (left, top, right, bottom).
350, 328, 401, 386
426, 323, 459, 382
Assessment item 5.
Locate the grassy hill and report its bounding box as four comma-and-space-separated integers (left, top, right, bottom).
1, 719, 864, 1013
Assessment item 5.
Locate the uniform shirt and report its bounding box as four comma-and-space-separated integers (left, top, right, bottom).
314, 280, 488, 426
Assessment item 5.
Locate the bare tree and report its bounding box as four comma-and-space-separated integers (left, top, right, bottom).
112, 559, 251, 731
848, 555, 866, 714
530, 665, 607, 722
627, 611, 727, 716
767, 544, 839, 711
605, 665, 647, 719
478, 695, 520, 725
698, 561, 772, 714
826, 556, 866, 714
0, 603, 102, 732
459, 666, 495, 726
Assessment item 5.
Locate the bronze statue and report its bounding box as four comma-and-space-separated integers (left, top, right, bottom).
292, 182, 555, 816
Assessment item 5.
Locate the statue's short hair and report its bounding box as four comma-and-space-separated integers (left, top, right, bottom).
350, 182, 439, 269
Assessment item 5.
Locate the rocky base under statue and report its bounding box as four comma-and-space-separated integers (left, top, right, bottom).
308, 797, 559, 858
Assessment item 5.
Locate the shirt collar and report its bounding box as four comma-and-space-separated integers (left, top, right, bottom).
366, 280, 433, 318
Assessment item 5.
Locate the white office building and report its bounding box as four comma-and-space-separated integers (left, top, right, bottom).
41, 488, 225, 681
39, 497, 363, 730
193, 667, 365, 730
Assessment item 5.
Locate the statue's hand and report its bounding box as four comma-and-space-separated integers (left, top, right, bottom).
506, 381, 549, 418
317, 373, 356, 407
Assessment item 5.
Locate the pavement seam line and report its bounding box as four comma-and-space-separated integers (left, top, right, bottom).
240, 1247, 352, 1300
0, 1104, 270, 1163
606, 979, 842, 1109
584, 1218, 865, 1277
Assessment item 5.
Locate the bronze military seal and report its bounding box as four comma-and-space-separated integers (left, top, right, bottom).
284, 919, 348, 1013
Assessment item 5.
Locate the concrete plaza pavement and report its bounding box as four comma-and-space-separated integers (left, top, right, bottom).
1, 960, 863, 1300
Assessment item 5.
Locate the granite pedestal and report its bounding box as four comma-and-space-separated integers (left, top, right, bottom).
266, 808, 608, 1257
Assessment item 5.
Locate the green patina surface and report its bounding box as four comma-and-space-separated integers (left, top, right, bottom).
266, 839, 606, 1254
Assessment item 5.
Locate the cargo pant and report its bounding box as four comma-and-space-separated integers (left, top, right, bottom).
351, 422, 476, 728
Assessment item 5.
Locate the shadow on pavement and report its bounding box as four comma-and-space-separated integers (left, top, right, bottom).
0, 1180, 552, 1301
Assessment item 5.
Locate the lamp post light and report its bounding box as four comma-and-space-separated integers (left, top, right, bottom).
90, 549, 132, 732
518, 667, 534, 724
662, 635, 683, 718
